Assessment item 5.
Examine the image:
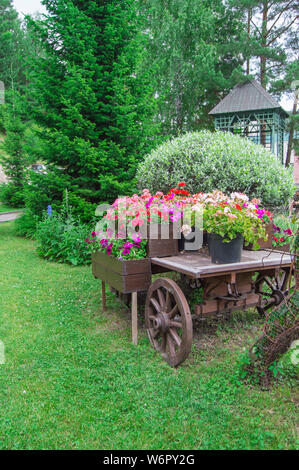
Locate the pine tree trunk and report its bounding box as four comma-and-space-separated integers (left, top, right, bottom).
260, 1, 268, 88
246, 8, 251, 75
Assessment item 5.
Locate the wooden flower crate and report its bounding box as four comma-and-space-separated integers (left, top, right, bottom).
147, 223, 179, 258
245, 222, 273, 251
92, 252, 151, 294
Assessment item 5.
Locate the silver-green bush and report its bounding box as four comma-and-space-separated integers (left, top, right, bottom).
137, 131, 295, 207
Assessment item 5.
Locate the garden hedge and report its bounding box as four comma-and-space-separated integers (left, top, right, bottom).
137, 131, 295, 207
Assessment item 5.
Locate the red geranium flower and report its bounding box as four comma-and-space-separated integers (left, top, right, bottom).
178, 182, 186, 187
235, 204, 242, 210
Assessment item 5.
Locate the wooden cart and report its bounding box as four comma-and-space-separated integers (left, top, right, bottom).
92, 249, 294, 366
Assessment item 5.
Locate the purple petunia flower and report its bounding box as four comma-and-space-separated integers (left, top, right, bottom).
100, 239, 108, 248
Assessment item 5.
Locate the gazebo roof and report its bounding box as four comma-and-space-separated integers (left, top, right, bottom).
209, 79, 288, 117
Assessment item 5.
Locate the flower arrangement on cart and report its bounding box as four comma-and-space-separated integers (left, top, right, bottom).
86, 183, 289, 264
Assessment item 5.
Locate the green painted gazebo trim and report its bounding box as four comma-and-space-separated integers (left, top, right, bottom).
210, 81, 288, 162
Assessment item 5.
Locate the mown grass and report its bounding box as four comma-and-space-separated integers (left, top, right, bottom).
0, 222, 297, 450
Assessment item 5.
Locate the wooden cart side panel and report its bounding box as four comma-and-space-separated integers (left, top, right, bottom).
147, 238, 179, 258
92, 260, 151, 294
147, 223, 179, 258
92, 252, 150, 275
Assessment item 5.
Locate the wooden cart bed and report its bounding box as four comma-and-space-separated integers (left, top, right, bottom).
151, 250, 293, 278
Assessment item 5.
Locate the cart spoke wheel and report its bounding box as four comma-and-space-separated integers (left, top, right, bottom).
145, 278, 193, 367
255, 268, 293, 316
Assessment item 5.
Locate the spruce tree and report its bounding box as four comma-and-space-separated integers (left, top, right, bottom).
26, 0, 157, 218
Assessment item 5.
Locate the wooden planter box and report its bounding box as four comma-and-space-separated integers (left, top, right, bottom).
245, 222, 273, 251
147, 223, 179, 258
92, 252, 151, 294
273, 243, 290, 253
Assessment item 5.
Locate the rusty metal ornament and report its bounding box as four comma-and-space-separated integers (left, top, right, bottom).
145, 278, 193, 366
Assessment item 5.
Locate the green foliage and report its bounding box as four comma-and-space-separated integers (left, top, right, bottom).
0, 181, 24, 207
23, 171, 97, 223
0, 181, 24, 209
14, 209, 39, 238
0, 96, 28, 205
139, 0, 245, 134
24, 171, 70, 218
0, 0, 21, 90
234, 347, 298, 388
35, 212, 91, 266
137, 130, 296, 207
25, 0, 158, 208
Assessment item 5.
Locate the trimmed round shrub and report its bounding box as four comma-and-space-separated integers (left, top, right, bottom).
137, 130, 295, 207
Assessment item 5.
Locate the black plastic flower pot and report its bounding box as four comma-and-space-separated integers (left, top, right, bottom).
208, 233, 244, 264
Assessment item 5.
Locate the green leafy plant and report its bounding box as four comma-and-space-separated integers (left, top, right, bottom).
137, 130, 295, 208
35, 211, 91, 266
201, 190, 266, 247
14, 209, 39, 238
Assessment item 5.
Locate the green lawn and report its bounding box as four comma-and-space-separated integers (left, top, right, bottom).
0, 222, 297, 450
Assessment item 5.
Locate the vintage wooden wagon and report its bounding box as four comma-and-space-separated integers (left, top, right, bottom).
92, 247, 295, 367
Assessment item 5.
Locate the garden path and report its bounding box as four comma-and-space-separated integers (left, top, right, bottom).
0, 211, 23, 223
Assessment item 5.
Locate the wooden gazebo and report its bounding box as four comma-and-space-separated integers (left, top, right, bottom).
209, 80, 288, 162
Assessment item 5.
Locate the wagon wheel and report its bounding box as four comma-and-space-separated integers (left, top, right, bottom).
145, 278, 193, 366
255, 267, 293, 316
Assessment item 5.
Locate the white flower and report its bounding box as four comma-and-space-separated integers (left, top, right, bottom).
181, 224, 192, 236
191, 204, 204, 212
231, 192, 249, 202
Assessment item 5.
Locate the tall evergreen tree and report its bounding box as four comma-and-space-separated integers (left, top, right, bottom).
26, 0, 158, 216
0, 93, 27, 205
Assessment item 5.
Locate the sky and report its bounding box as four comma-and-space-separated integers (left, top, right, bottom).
13, 0, 46, 17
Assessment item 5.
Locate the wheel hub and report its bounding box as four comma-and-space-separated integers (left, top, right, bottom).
152, 312, 170, 333
271, 289, 285, 305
